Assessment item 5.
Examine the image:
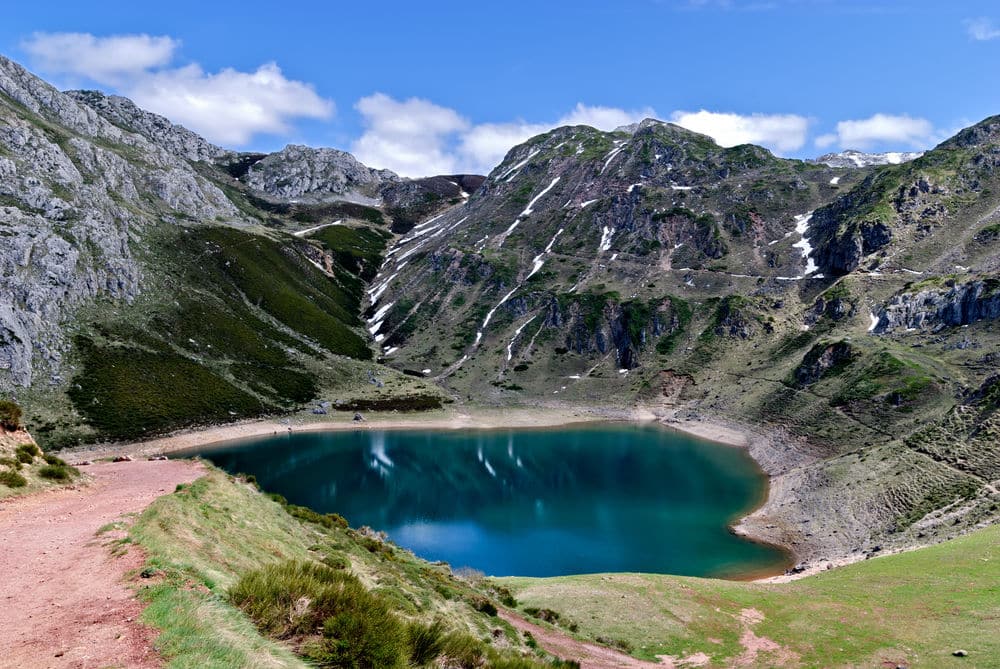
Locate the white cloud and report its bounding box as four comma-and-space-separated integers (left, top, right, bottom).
21, 32, 178, 84
965, 17, 1000, 41
559, 103, 656, 130
20, 32, 333, 147
814, 133, 838, 150
456, 121, 549, 174
831, 113, 935, 149
353, 98, 656, 176
352, 93, 470, 176
670, 110, 810, 153
129, 63, 333, 146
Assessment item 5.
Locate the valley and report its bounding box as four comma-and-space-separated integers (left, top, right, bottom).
0, 49, 998, 668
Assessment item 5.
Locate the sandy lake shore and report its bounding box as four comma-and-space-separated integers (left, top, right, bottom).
64, 404, 752, 461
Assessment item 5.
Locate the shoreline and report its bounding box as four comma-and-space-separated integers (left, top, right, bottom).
63, 404, 804, 581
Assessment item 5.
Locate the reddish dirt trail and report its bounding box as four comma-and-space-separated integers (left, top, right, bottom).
0, 459, 204, 669
498, 610, 667, 668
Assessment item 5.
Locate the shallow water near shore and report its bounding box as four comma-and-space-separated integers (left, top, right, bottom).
182, 423, 788, 578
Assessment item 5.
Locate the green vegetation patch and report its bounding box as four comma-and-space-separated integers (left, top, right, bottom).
68, 336, 270, 439
501, 524, 1000, 667
0, 399, 22, 430
308, 225, 391, 283
192, 227, 370, 359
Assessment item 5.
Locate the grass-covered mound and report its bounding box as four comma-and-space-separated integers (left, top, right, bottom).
128, 468, 578, 668
0, 427, 79, 498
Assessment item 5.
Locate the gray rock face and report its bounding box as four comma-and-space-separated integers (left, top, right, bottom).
793, 341, 856, 386
0, 55, 242, 390
242, 144, 399, 204
809, 182, 895, 275
874, 278, 1000, 333
66, 90, 232, 163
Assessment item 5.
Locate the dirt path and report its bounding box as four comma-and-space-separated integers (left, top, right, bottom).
0, 459, 204, 669
498, 610, 667, 668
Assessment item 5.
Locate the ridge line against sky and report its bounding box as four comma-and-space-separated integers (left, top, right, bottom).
5, 0, 1000, 177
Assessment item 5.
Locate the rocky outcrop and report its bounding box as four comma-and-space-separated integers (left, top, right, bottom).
874, 277, 1000, 333
66, 90, 231, 163
0, 56, 242, 390
713, 297, 766, 339
793, 341, 856, 386
242, 145, 399, 204
809, 201, 894, 275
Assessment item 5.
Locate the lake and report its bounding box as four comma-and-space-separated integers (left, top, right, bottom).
182, 424, 787, 578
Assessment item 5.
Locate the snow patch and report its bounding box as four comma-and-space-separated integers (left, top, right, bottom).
498, 177, 561, 247
368, 302, 394, 324
791, 212, 818, 276
599, 226, 615, 252
600, 144, 627, 174
506, 316, 537, 361
497, 148, 540, 181
292, 219, 342, 237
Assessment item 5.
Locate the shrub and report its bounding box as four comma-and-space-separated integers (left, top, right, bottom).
406, 620, 447, 667
0, 400, 22, 430
38, 464, 76, 481
15, 451, 34, 464
441, 632, 485, 669
229, 561, 367, 638
16, 443, 40, 459
0, 468, 27, 488
469, 595, 498, 617
43, 454, 67, 466
0, 457, 22, 471
310, 598, 407, 669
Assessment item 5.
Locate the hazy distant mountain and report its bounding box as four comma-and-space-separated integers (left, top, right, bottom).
814, 149, 924, 168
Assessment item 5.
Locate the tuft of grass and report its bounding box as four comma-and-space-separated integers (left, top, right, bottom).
406, 620, 447, 667
37, 464, 78, 480
229, 561, 367, 638
0, 399, 22, 430
0, 468, 27, 488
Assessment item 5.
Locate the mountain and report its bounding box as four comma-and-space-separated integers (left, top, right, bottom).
814, 149, 924, 168
0, 55, 461, 446
0, 54, 997, 567
367, 117, 1000, 563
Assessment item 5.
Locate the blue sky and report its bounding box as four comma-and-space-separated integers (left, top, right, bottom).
3, 0, 1000, 176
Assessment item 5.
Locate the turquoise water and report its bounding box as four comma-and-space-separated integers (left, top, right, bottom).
184, 424, 787, 577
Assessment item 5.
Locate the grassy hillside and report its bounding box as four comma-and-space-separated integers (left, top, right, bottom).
501, 525, 1000, 667
127, 468, 578, 668
21, 218, 446, 448
121, 466, 999, 668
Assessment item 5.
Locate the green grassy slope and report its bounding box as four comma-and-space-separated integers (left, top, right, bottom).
22, 218, 446, 447
127, 468, 576, 668
501, 525, 1000, 667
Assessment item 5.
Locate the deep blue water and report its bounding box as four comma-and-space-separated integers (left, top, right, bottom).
182, 424, 786, 577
